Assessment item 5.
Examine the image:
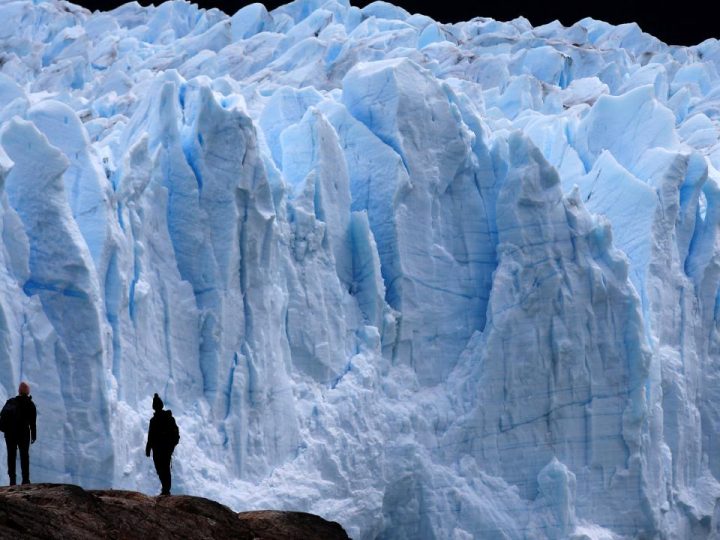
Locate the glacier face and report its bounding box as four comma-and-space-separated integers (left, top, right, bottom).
1, 0, 720, 537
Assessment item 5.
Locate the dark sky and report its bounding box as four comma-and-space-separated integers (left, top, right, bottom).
74, 0, 715, 47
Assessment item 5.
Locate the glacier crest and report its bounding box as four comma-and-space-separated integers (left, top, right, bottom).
1, 0, 720, 538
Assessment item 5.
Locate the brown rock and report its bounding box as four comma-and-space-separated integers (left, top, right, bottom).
0, 484, 350, 539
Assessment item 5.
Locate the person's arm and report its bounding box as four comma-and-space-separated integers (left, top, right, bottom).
145, 419, 154, 457
30, 401, 37, 443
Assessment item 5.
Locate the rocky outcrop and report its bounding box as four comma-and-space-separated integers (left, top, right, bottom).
0, 484, 350, 539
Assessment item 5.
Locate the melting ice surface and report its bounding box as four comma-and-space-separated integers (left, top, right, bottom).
1, 0, 720, 537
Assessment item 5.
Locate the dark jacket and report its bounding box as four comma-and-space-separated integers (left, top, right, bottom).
4, 395, 37, 441
145, 409, 179, 456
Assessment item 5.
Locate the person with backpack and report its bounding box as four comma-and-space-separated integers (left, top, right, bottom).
145, 393, 179, 496
0, 381, 37, 486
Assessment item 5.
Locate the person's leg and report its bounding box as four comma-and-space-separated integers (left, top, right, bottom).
159, 454, 171, 494
152, 452, 162, 492
153, 452, 171, 495
18, 436, 30, 484
164, 456, 172, 495
5, 437, 17, 486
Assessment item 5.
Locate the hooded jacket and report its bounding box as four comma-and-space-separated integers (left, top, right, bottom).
145, 409, 179, 456
4, 394, 37, 441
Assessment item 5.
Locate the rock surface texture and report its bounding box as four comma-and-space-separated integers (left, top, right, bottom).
0, 484, 349, 539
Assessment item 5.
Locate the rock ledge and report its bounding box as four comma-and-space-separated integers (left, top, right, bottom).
0, 483, 350, 539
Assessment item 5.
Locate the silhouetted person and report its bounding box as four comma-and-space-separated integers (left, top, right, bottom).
0, 382, 37, 486
145, 393, 179, 495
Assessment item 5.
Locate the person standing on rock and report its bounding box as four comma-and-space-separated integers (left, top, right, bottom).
0, 382, 37, 486
145, 393, 180, 496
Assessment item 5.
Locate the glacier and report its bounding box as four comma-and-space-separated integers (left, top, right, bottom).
0, 0, 720, 537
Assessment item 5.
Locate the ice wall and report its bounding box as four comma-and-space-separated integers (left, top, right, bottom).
1, 0, 720, 538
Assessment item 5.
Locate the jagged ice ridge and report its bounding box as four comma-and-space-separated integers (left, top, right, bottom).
1, 0, 720, 537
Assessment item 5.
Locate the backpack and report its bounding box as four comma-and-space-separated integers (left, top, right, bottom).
161, 410, 180, 449
0, 398, 17, 433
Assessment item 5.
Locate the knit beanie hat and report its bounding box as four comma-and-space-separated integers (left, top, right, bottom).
18, 381, 30, 395
152, 393, 164, 411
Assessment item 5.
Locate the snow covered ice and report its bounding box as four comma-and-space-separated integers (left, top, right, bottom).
1, 0, 720, 537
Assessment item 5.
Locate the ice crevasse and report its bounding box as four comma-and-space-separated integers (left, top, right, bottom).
1, 0, 720, 537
